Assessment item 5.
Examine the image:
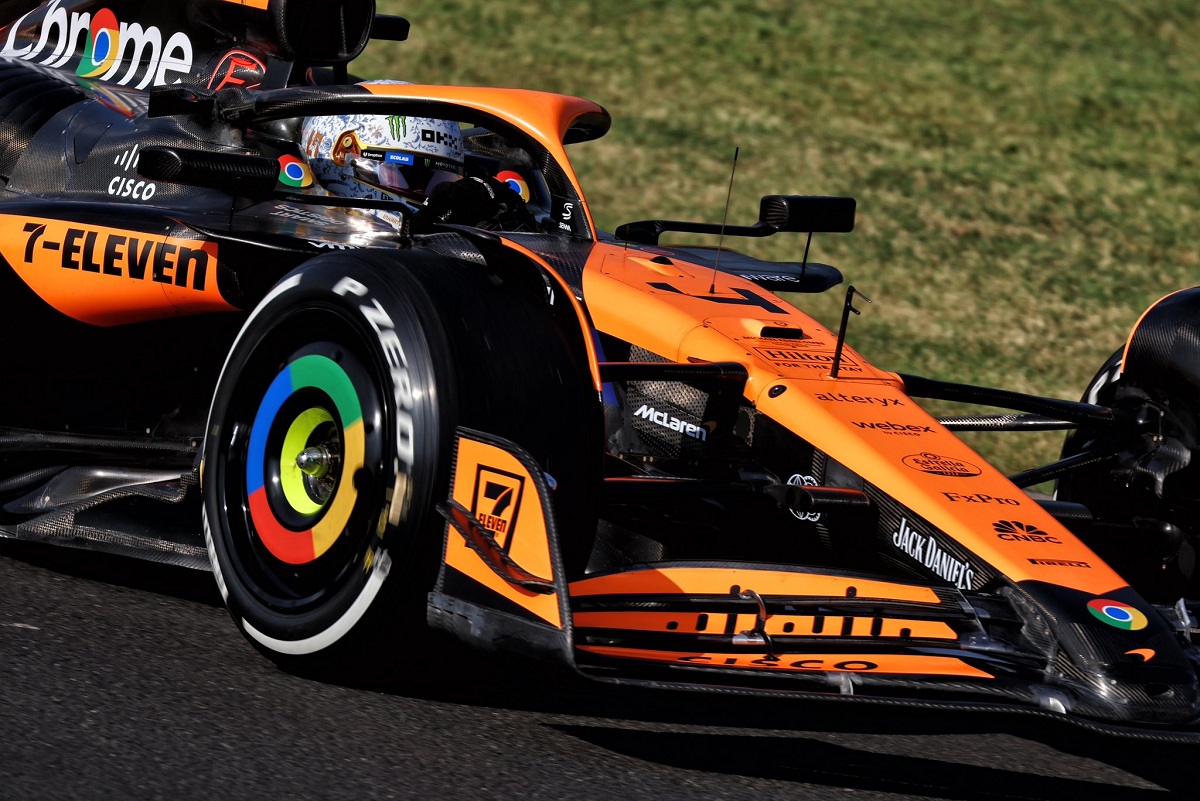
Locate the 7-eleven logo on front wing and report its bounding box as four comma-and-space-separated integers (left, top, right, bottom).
471, 466, 525, 550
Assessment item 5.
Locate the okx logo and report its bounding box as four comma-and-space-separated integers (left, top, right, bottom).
471, 466, 525, 550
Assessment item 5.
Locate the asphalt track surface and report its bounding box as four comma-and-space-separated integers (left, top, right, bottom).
2, 539, 1196, 800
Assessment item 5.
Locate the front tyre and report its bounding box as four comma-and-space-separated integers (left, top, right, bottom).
203, 255, 451, 667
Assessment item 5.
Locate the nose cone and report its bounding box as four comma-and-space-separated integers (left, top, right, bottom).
1013, 582, 1200, 725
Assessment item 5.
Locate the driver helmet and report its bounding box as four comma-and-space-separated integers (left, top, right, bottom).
300, 96, 464, 205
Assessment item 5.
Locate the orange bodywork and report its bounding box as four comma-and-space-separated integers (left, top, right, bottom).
573, 565, 959, 638
444, 433, 562, 627
334, 85, 1143, 683
573, 611, 959, 640
360, 83, 606, 237
581, 243, 1128, 597
570, 565, 942, 603
0, 215, 233, 325
568, 567, 969, 675
577, 646, 993, 678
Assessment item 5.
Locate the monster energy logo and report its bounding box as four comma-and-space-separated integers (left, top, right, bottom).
387, 116, 406, 139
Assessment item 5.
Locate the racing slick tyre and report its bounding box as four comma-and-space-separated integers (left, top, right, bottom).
1057, 348, 1200, 601
1056, 348, 1128, 520
202, 250, 600, 675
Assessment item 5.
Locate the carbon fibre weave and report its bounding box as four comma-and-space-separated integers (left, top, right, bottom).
870, 484, 1000, 592
1062, 623, 1198, 723
623, 345, 711, 458
9, 475, 207, 569
503, 233, 594, 297
1124, 287, 1200, 420
0, 430, 196, 459
0, 60, 84, 179
938, 413, 1075, 431
8, 94, 241, 208
418, 232, 487, 265
0, 466, 73, 495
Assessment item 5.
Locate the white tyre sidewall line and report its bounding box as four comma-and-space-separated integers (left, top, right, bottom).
201, 268, 394, 656
243, 550, 392, 655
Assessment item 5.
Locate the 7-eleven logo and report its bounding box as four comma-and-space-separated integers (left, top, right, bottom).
471, 466, 525, 550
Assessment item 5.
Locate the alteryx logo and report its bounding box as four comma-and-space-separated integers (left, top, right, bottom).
2, 0, 194, 89
816, 393, 903, 407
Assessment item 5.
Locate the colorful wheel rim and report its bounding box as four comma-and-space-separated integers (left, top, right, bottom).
1087, 599, 1148, 631
279, 406, 335, 517
246, 354, 365, 565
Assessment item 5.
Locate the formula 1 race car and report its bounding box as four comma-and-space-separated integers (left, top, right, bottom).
4, 0, 1200, 742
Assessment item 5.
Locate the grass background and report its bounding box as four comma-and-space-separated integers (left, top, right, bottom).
354, 0, 1200, 476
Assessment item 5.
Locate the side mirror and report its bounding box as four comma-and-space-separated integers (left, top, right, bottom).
272, 0, 376, 64
370, 15, 411, 42
760, 195, 855, 233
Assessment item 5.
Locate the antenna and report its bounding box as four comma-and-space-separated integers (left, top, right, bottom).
710, 147, 739, 294
799, 231, 812, 283
831, 285, 871, 379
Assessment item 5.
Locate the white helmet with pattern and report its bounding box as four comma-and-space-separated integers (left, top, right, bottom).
300, 97, 464, 204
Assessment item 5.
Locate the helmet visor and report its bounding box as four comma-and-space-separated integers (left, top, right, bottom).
351, 151, 462, 199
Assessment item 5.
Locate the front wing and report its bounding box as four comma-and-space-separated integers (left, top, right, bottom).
428, 428, 1200, 744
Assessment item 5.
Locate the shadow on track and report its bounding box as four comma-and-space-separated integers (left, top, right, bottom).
5, 538, 1193, 798
551, 725, 1177, 801
325, 634, 1197, 797
0, 537, 222, 606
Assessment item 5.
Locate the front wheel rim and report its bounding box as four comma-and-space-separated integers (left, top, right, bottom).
246, 353, 367, 565
215, 318, 390, 616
